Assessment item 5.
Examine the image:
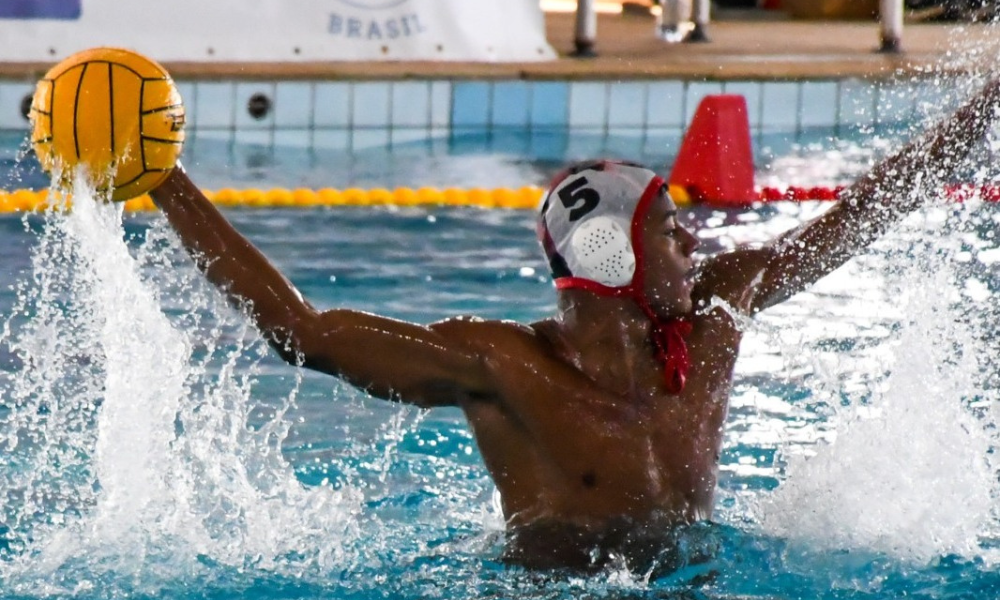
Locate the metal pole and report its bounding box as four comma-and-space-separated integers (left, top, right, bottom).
879, 0, 903, 53
658, 0, 685, 41
573, 0, 597, 57
687, 0, 710, 42
667, 0, 683, 28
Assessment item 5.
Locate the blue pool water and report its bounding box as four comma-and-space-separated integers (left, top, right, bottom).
1, 110, 1000, 599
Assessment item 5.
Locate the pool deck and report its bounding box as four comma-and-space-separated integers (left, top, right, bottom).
0, 8, 997, 82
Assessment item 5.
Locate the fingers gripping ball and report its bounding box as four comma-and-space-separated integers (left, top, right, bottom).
29, 47, 186, 202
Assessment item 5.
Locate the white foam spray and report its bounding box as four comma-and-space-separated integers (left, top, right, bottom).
756, 201, 1000, 564
740, 32, 1000, 564
0, 177, 361, 595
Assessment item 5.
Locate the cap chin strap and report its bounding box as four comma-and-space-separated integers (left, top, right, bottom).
634, 296, 692, 394
553, 175, 691, 395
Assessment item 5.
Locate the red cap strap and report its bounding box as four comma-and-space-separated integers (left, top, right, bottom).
634, 297, 692, 394
652, 318, 693, 394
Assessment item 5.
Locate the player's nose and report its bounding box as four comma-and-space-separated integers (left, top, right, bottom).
678, 226, 699, 256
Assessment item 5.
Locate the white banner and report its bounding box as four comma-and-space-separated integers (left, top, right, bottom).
0, 0, 556, 62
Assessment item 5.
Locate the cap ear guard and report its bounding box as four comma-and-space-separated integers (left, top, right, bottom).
539, 160, 661, 289
569, 215, 635, 287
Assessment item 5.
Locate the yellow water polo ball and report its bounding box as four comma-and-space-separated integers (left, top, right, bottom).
29, 47, 186, 202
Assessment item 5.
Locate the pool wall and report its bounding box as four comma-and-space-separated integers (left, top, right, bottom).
0, 77, 959, 154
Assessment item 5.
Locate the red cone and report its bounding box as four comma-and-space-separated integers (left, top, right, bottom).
669, 95, 755, 207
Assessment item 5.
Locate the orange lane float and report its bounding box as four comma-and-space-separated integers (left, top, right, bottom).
3, 184, 1000, 213
0, 186, 552, 212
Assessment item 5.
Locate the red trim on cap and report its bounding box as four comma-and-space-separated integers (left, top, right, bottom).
554, 276, 628, 296
626, 175, 666, 297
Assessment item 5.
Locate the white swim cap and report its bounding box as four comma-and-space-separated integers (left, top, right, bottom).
537, 160, 666, 292
537, 160, 694, 395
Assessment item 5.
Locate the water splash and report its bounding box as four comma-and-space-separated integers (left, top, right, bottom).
756, 199, 1000, 564
0, 178, 361, 595
741, 26, 1000, 563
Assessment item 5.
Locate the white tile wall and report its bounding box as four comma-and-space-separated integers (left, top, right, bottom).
430, 81, 451, 129
0, 82, 33, 131
195, 82, 236, 130
799, 81, 839, 128
646, 81, 686, 129
352, 82, 391, 129
530, 82, 568, 128
761, 81, 800, 131
314, 83, 351, 128
568, 82, 608, 129
607, 83, 646, 129
274, 82, 314, 129
391, 81, 430, 129
492, 81, 530, 128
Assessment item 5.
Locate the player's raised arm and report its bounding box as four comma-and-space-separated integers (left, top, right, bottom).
150, 168, 494, 407
695, 78, 1000, 315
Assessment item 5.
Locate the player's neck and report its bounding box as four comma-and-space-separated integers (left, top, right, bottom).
555, 290, 655, 357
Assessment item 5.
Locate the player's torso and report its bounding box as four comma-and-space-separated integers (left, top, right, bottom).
460, 308, 741, 529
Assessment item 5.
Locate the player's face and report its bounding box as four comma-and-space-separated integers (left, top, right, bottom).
639, 191, 699, 317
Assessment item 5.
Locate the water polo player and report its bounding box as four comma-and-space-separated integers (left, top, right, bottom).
149, 79, 1000, 572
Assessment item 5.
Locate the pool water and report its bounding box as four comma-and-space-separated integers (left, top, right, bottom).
1, 115, 1000, 599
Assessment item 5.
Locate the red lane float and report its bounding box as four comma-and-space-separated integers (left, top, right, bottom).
754, 184, 1000, 203
757, 186, 846, 202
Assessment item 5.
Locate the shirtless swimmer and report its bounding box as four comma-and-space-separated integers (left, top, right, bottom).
149, 79, 1000, 572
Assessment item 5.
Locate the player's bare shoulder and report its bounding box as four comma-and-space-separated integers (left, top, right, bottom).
429, 315, 553, 363
427, 315, 565, 414
428, 316, 578, 399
